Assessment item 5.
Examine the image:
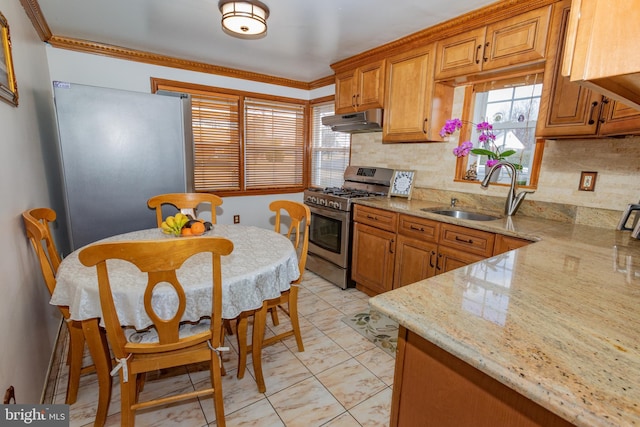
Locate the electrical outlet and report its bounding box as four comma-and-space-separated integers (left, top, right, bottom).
233, 215, 240, 224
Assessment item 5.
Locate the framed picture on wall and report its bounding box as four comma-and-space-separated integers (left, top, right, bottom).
0, 11, 18, 107
389, 170, 415, 200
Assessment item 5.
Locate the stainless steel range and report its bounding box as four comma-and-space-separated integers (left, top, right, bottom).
304, 166, 395, 289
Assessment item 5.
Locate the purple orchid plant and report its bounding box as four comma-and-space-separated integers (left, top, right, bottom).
440, 118, 521, 170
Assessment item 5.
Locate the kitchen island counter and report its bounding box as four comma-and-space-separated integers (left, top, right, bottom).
358, 197, 640, 426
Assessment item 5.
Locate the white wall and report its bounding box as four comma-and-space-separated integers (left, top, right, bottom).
0, 2, 62, 403
45, 47, 331, 231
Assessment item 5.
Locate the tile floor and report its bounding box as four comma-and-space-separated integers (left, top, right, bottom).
50, 271, 396, 426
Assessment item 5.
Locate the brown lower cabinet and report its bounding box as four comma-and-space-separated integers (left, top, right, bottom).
390, 327, 575, 427
353, 205, 524, 295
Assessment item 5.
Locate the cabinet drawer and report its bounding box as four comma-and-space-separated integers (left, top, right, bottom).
353, 205, 397, 232
439, 223, 495, 257
398, 214, 440, 242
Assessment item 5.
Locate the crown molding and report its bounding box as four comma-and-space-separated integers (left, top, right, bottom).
19, 0, 52, 41
331, 0, 559, 73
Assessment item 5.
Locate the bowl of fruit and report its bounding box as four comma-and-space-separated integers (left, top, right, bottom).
160, 213, 213, 237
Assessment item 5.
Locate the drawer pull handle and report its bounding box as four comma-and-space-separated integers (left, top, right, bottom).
455, 236, 474, 244
390, 238, 395, 254
429, 251, 436, 268
366, 214, 378, 220
588, 101, 599, 125
436, 253, 442, 271
475, 44, 482, 64
410, 225, 425, 232
483, 42, 489, 62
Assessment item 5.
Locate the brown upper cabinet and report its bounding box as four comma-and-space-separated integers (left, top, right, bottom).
435, 6, 552, 81
537, 0, 640, 138
383, 44, 453, 143
561, 0, 640, 111
334, 60, 385, 114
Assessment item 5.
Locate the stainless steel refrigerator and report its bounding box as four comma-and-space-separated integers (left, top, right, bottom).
52, 81, 194, 251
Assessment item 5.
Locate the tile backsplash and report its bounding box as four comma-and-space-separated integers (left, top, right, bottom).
351, 133, 640, 228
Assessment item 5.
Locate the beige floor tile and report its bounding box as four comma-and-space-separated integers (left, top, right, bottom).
326, 324, 377, 357
322, 412, 363, 427
223, 398, 285, 426
348, 387, 393, 427
355, 347, 396, 387
307, 307, 353, 334
267, 376, 345, 427
316, 358, 387, 410
292, 335, 351, 375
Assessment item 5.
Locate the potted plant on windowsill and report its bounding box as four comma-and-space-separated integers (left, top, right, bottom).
440, 118, 522, 181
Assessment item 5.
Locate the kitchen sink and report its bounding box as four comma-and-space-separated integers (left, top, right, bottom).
421, 209, 501, 221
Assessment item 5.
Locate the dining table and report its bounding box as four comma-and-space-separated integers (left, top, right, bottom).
51, 224, 300, 426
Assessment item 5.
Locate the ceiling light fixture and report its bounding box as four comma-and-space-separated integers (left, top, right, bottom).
218, 0, 270, 39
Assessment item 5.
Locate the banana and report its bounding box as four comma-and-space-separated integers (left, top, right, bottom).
165, 216, 176, 228
160, 221, 173, 234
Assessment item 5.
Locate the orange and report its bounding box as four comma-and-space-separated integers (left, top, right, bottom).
190, 221, 205, 236
181, 227, 192, 236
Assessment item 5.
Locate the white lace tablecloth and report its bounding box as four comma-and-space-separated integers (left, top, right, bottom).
51, 225, 300, 330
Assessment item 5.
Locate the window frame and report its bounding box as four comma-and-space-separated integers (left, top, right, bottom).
151, 78, 310, 197
452, 79, 545, 189
309, 96, 351, 189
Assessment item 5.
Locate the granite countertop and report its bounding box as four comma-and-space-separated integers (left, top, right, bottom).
359, 197, 640, 427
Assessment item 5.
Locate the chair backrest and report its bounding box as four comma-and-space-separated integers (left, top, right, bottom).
78, 237, 233, 359
147, 193, 223, 227
269, 200, 310, 283
22, 208, 62, 297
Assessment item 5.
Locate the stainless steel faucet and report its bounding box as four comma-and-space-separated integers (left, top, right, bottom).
481, 161, 534, 216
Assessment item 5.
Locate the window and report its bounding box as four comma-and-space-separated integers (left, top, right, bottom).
455, 75, 544, 187
310, 101, 351, 188
152, 79, 307, 195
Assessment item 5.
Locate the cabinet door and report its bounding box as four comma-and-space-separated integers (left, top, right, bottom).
483, 6, 551, 71
536, 1, 602, 138
335, 70, 356, 113
394, 235, 437, 289
436, 245, 486, 274
435, 27, 485, 80
598, 99, 640, 136
562, 0, 640, 110
383, 44, 453, 142
352, 222, 396, 296
356, 60, 385, 111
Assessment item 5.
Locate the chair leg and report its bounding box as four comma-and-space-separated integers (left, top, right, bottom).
235, 314, 249, 379
65, 321, 86, 405
223, 319, 234, 336
288, 287, 304, 352
269, 307, 280, 326
120, 373, 137, 427
210, 356, 226, 427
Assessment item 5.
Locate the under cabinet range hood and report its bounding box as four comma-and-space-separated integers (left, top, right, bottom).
322, 109, 383, 133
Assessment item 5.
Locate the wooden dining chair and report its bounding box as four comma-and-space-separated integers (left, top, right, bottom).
235, 200, 310, 386
22, 208, 96, 405
147, 193, 223, 227
78, 236, 233, 427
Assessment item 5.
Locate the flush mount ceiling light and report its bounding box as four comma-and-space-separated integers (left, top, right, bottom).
218, 0, 270, 39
